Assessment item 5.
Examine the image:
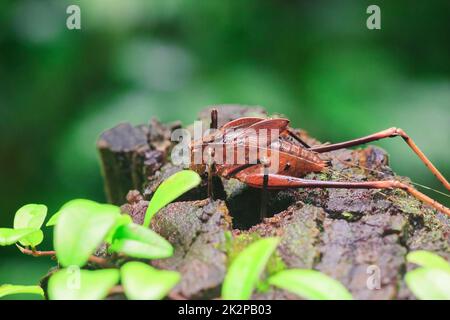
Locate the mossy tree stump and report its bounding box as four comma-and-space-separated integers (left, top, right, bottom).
97, 105, 449, 300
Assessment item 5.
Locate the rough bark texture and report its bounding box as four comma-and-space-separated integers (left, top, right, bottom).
97, 119, 181, 205
98, 105, 450, 300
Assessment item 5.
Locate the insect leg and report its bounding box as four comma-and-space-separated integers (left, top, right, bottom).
260, 158, 270, 220
210, 108, 218, 130
283, 128, 311, 148
309, 127, 450, 191
206, 147, 216, 199
206, 109, 219, 199
241, 173, 450, 216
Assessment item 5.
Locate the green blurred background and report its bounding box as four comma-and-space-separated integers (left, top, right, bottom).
0, 0, 449, 298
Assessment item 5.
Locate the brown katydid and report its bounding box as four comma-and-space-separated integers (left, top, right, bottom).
189, 109, 450, 218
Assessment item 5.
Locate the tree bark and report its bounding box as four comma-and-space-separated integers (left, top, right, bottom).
97, 119, 180, 205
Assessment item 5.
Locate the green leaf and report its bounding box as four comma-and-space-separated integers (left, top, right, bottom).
47, 199, 120, 227
143, 170, 201, 227
104, 214, 133, 244
121, 261, 180, 300
46, 212, 61, 227
54, 199, 120, 267
405, 268, 450, 300
0, 228, 36, 246
13, 204, 47, 247
18, 230, 44, 248
14, 204, 47, 229
48, 268, 120, 300
407, 251, 450, 271
267, 269, 353, 300
0, 284, 44, 299
109, 223, 173, 259
222, 237, 280, 300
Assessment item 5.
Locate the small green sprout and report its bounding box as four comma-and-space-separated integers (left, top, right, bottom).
1, 170, 201, 300
47, 199, 120, 227
109, 223, 173, 259
222, 236, 353, 300
267, 269, 352, 300
13, 204, 47, 247
54, 199, 121, 267
0, 285, 44, 299
405, 250, 450, 300
0, 228, 36, 246
48, 268, 120, 300
406, 250, 450, 271
104, 214, 133, 244
0, 204, 47, 247
222, 237, 280, 300
120, 261, 180, 300
143, 170, 201, 227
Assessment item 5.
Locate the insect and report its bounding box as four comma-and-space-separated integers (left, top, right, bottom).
189, 109, 450, 218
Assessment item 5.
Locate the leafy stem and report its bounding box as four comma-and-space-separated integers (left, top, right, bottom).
1, 170, 201, 300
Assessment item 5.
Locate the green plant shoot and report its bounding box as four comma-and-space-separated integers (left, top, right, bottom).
405, 251, 450, 300
267, 269, 353, 300
120, 261, 180, 300
222, 237, 280, 300
0, 228, 36, 246
406, 250, 450, 271
48, 268, 120, 300
405, 268, 450, 300
109, 223, 173, 259
13, 204, 47, 247
143, 170, 201, 227
0, 285, 44, 299
54, 199, 121, 267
